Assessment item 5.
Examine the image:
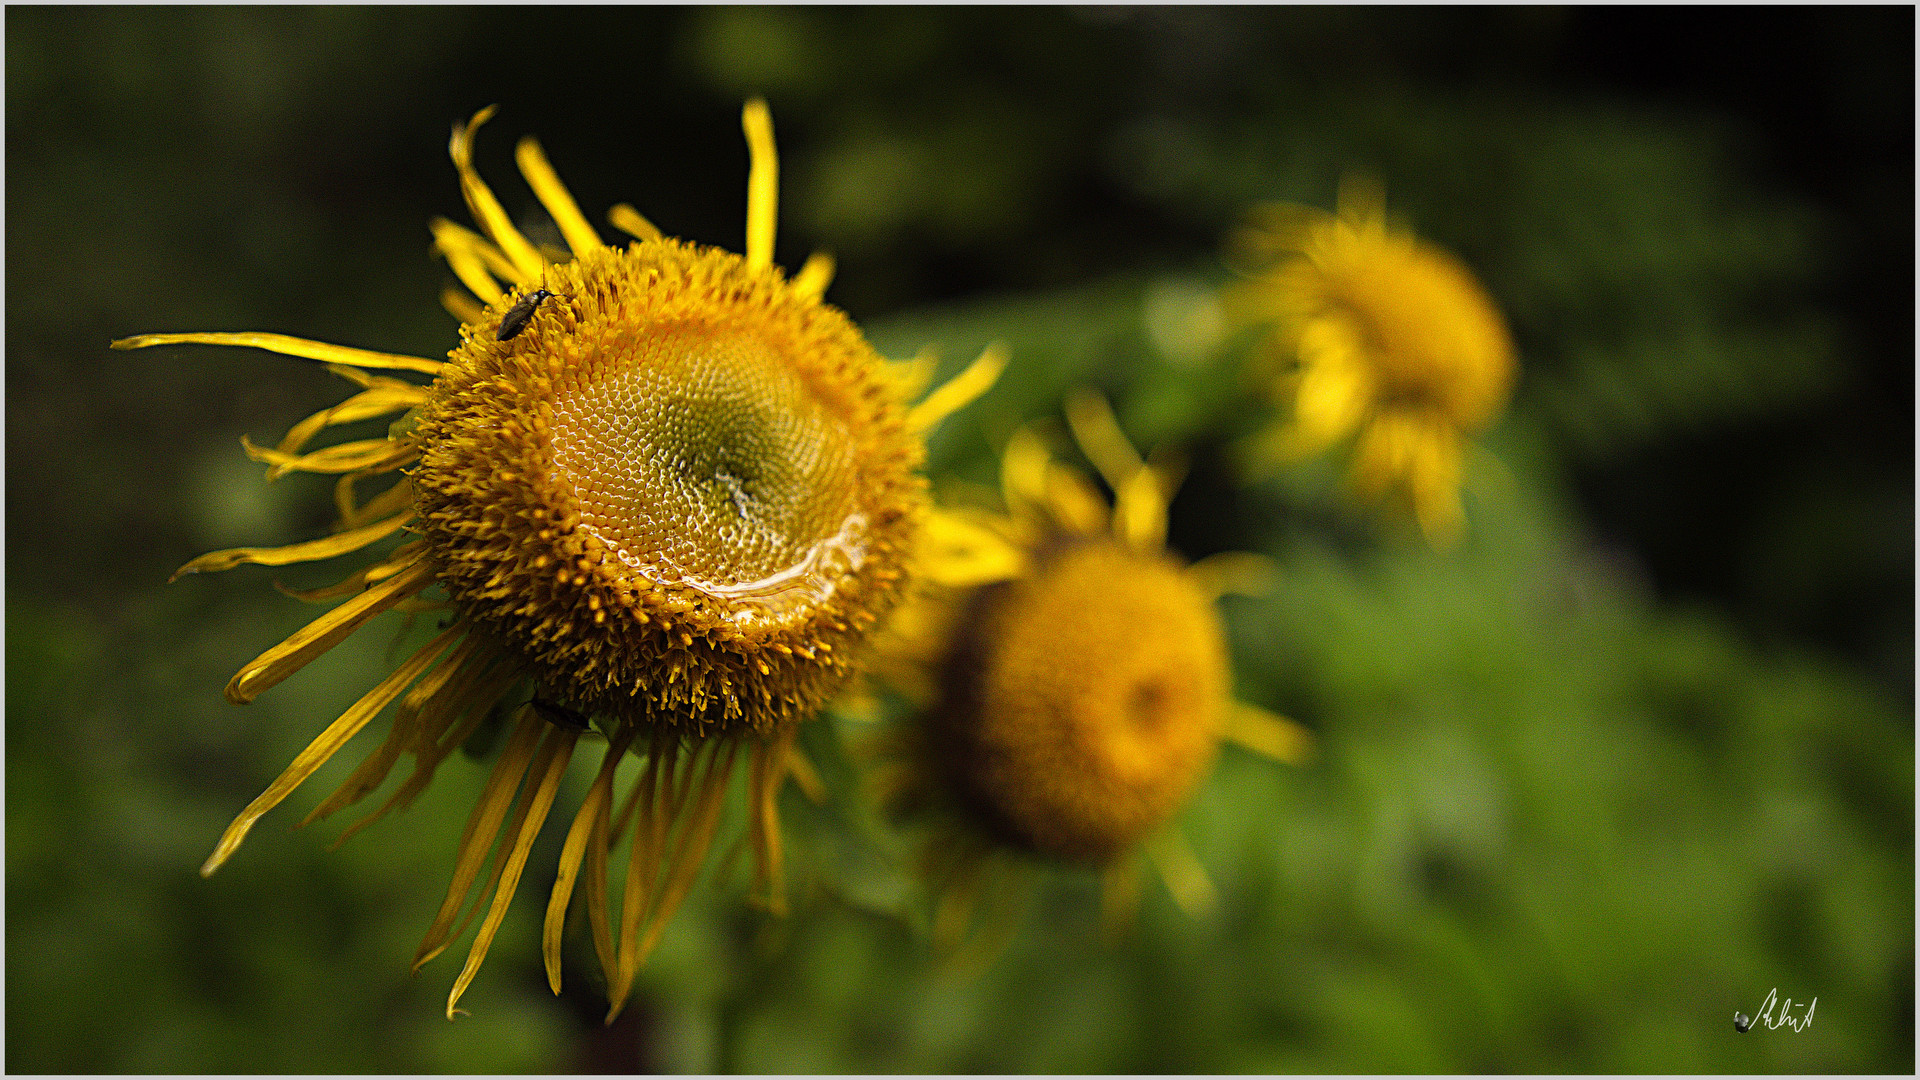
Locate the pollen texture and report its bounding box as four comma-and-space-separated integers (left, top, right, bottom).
412, 239, 921, 737
933, 539, 1230, 864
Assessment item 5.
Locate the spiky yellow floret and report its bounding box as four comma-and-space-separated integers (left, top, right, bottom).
860, 392, 1311, 952
114, 98, 1003, 1022
413, 239, 922, 738
930, 538, 1229, 863
1227, 177, 1515, 545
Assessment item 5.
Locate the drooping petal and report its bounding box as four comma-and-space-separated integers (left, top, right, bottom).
412, 704, 547, 973
1225, 701, 1315, 765
224, 558, 436, 705
544, 725, 636, 994
1143, 827, 1217, 917
200, 622, 463, 876
446, 718, 579, 1019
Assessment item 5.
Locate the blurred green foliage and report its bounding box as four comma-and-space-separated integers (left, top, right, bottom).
7, 7, 1911, 1074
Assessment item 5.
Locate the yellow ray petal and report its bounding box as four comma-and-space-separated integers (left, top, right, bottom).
334, 474, 414, 532
275, 385, 430, 459
304, 628, 478, 829
335, 660, 522, 845
440, 286, 487, 326
242, 435, 416, 480
1042, 461, 1110, 537
1111, 463, 1169, 555
172, 511, 414, 583
608, 203, 663, 243
200, 622, 461, 876
429, 218, 511, 306
111, 332, 444, 375
448, 106, 545, 282
514, 135, 602, 258
907, 342, 1008, 434
1144, 827, 1217, 917
999, 426, 1052, 525
790, 251, 835, 301
749, 729, 795, 917
1226, 701, 1315, 765
741, 98, 778, 274
446, 721, 579, 1019
274, 538, 427, 604
412, 704, 546, 973
920, 508, 1027, 588
1063, 388, 1146, 497
1183, 551, 1277, 601
225, 557, 436, 705
544, 725, 636, 994
784, 740, 826, 805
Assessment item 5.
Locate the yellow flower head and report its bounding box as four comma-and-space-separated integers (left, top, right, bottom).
1226, 177, 1516, 545
114, 102, 1001, 1020
862, 391, 1310, 954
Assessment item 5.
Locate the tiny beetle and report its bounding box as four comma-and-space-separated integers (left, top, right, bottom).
1733, 1012, 1751, 1033
497, 288, 554, 341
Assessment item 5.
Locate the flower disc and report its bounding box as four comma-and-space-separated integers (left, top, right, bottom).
932, 538, 1230, 864
412, 239, 921, 736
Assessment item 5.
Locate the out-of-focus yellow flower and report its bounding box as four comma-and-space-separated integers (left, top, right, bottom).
857, 391, 1311, 958
1226, 177, 1515, 546
115, 101, 1001, 1020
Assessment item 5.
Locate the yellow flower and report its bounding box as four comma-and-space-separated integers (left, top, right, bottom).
1226, 177, 1515, 546
114, 101, 1002, 1019
859, 391, 1311, 957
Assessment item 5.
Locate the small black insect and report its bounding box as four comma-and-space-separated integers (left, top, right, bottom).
1733, 1012, 1751, 1033
531, 695, 591, 731
497, 288, 554, 341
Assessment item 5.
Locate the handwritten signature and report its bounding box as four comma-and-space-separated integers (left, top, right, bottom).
1734, 988, 1816, 1033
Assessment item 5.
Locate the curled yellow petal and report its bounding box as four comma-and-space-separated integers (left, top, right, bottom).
440, 286, 487, 326
429, 218, 510, 306
1184, 551, 1277, 601
412, 704, 546, 974
242, 435, 416, 480
111, 332, 443, 375
791, 251, 835, 301
448, 106, 545, 282
275, 385, 429, 459
908, 343, 1008, 434
172, 511, 414, 583
1112, 466, 1169, 555
920, 508, 1027, 588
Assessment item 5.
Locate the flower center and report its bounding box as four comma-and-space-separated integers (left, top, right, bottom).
942, 540, 1229, 863
549, 323, 867, 604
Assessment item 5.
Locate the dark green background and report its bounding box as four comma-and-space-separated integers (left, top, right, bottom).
8, 7, 1912, 1072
